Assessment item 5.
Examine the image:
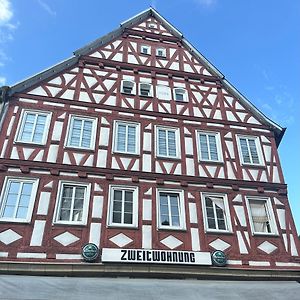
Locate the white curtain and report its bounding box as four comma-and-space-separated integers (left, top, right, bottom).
249, 201, 269, 232
209, 196, 225, 210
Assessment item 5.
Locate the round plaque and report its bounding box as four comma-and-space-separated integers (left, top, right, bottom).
211, 250, 227, 267
82, 243, 99, 262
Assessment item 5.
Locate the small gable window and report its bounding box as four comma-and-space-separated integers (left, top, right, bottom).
141, 45, 151, 55
173, 88, 187, 102
156, 48, 166, 57
139, 83, 152, 97
121, 80, 135, 94
148, 23, 157, 29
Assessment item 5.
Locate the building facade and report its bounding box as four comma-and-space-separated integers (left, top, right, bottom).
0, 8, 299, 272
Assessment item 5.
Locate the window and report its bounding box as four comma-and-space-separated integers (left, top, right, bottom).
66, 116, 96, 149
202, 193, 232, 232
173, 88, 187, 102
141, 45, 151, 55
108, 186, 138, 227
237, 135, 262, 165
157, 190, 185, 230
0, 177, 38, 222
54, 182, 90, 225
197, 131, 222, 162
156, 85, 171, 100
156, 48, 166, 57
148, 23, 157, 29
121, 80, 135, 94
156, 126, 179, 158
139, 83, 153, 97
246, 197, 277, 235
16, 110, 51, 144
114, 121, 139, 154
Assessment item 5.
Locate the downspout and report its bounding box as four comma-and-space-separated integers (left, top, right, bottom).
0, 86, 10, 131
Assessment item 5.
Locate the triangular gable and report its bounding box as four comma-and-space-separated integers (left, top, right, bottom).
5, 7, 284, 144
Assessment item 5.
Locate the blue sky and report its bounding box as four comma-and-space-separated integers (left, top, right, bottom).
0, 0, 299, 231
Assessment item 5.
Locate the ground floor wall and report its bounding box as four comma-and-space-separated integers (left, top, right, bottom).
0, 166, 299, 270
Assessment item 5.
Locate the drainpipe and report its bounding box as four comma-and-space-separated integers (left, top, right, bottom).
0, 86, 10, 131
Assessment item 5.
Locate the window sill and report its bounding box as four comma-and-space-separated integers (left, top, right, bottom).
139, 94, 153, 99
107, 224, 138, 230
53, 222, 87, 227
251, 232, 279, 237
121, 92, 135, 96
0, 219, 31, 224
198, 160, 224, 165
156, 156, 181, 161
241, 163, 265, 168
205, 230, 233, 235
112, 152, 140, 158
14, 141, 46, 147
64, 146, 95, 153
157, 227, 187, 232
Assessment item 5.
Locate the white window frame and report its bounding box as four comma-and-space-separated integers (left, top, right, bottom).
237, 135, 263, 166
121, 80, 136, 95
197, 131, 223, 162
65, 115, 97, 150
155, 126, 180, 159
141, 45, 151, 55
15, 109, 51, 145
113, 121, 140, 155
173, 88, 187, 102
0, 177, 39, 223
157, 189, 186, 230
156, 47, 166, 57
139, 82, 153, 97
107, 185, 138, 228
148, 23, 157, 29
246, 196, 278, 236
53, 181, 91, 225
201, 192, 232, 233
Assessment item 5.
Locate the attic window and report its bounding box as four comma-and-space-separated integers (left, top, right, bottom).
156, 48, 166, 57
141, 45, 151, 55
174, 88, 187, 102
139, 83, 152, 97
121, 80, 135, 94
148, 23, 157, 29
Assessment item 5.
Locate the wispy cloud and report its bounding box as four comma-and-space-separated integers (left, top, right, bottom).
256, 66, 296, 126
0, 76, 6, 85
37, 0, 57, 16
0, 0, 18, 85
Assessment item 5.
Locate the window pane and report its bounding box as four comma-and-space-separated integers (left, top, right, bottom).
125, 191, 133, 202
161, 214, 170, 226
160, 194, 168, 206
117, 124, 126, 152
158, 129, 167, 156
72, 210, 82, 221
208, 135, 218, 160
240, 138, 251, 163
248, 139, 259, 164
113, 211, 121, 223
217, 219, 226, 230
2, 206, 15, 218
167, 130, 176, 156
113, 200, 122, 212
124, 213, 133, 224
114, 190, 122, 201
200, 134, 209, 160
127, 126, 136, 153
171, 215, 180, 226
124, 201, 133, 213
207, 217, 216, 229
16, 207, 28, 219
18, 195, 30, 207
59, 209, 71, 221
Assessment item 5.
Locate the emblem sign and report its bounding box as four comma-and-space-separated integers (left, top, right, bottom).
82, 243, 99, 262
211, 250, 227, 267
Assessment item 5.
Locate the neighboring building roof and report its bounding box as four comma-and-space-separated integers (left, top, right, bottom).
1, 7, 285, 145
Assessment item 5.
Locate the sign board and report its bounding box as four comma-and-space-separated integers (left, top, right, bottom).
82, 243, 99, 262
211, 250, 227, 267
102, 248, 212, 265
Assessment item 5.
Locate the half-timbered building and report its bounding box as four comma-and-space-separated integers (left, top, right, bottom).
0, 8, 299, 276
